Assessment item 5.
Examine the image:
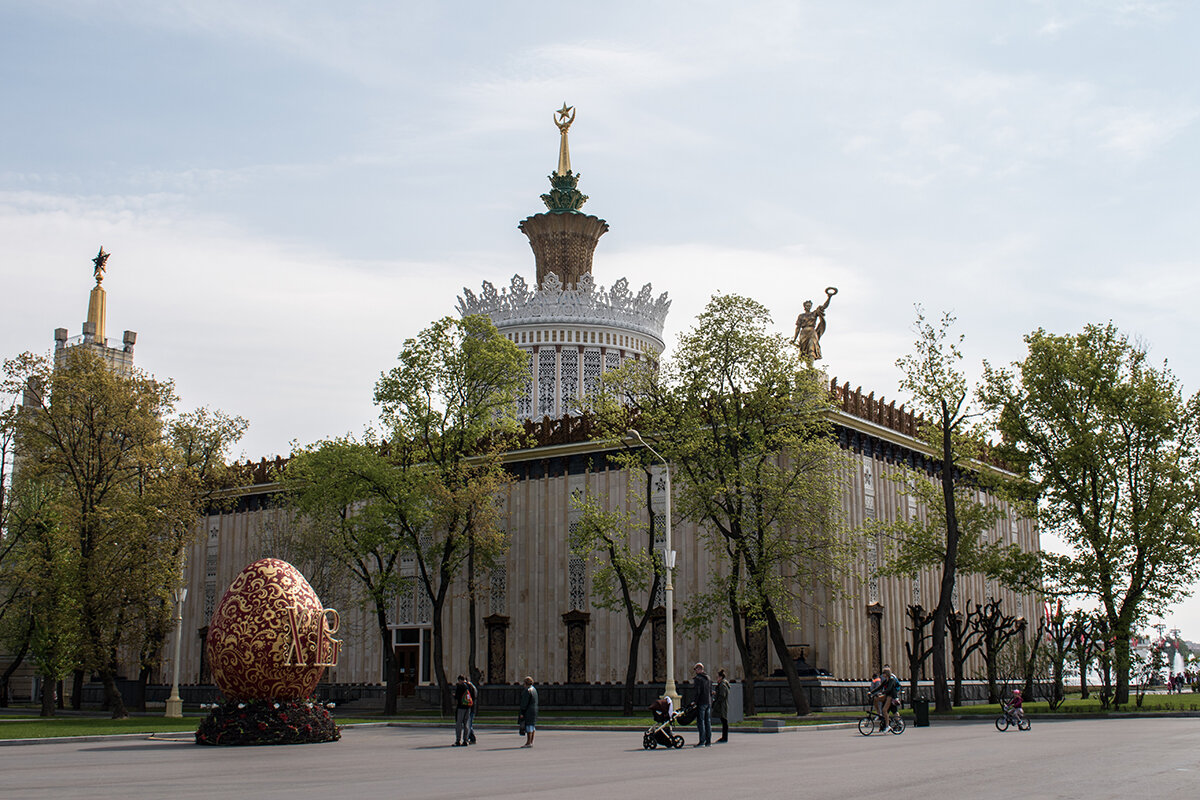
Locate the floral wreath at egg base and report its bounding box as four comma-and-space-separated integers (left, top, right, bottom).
195, 698, 341, 746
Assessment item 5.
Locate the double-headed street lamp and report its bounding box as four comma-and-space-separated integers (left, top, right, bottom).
629, 429, 679, 707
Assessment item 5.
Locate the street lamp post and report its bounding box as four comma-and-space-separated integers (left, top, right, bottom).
630, 429, 680, 707
164, 586, 188, 719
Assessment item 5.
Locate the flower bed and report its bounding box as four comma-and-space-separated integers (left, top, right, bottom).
195, 698, 341, 746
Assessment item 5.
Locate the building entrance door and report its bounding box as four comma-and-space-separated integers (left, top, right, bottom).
395, 645, 419, 698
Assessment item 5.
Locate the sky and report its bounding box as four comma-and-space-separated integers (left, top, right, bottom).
2, 1, 1199, 638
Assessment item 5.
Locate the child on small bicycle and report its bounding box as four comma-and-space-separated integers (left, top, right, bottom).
1008, 689, 1024, 723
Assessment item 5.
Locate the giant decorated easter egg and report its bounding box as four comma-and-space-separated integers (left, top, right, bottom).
205, 558, 336, 701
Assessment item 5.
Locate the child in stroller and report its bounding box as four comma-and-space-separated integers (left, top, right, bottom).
643, 696, 687, 749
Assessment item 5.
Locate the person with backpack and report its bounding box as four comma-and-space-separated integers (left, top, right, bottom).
453, 675, 474, 746
875, 666, 900, 731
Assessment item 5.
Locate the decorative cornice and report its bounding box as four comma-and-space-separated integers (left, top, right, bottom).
457, 272, 671, 341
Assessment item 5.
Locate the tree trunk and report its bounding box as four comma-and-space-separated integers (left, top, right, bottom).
1113, 631, 1132, 706
932, 410, 960, 713
467, 537, 481, 688
985, 645, 1000, 704
0, 627, 32, 708
431, 604, 451, 714
136, 665, 151, 712
1022, 624, 1043, 701
71, 669, 84, 710
375, 602, 398, 716
763, 605, 810, 716
40, 675, 55, 717
948, 614, 965, 706
622, 622, 647, 716
1077, 649, 1090, 699
100, 669, 127, 719
729, 597, 757, 717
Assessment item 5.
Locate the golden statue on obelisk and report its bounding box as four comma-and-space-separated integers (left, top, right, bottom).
554, 103, 575, 176
792, 287, 838, 362
87, 247, 111, 342
92, 247, 110, 284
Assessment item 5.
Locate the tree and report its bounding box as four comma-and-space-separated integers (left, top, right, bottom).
287, 315, 527, 713
981, 323, 1200, 705
1044, 602, 1072, 710
1069, 609, 1100, 700
885, 308, 1034, 712
0, 400, 32, 706
569, 482, 663, 715
970, 598, 1025, 703
283, 439, 411, 715
903, 604, 935, 702
3, 348, 245, 717
595, 294, 851, 715
946, 603, 985, 706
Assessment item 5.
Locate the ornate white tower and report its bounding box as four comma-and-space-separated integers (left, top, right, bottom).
457, 106, 670, 420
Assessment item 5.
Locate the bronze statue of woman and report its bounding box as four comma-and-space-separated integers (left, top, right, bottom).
792, 287, 838, 361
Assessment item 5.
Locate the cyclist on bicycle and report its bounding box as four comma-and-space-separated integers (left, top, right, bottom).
1008, 689, 1024, 724
875, 666, 900, 730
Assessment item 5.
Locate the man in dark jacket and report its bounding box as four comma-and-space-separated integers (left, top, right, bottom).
453, 675, 474, 746
519, 675, 538, 748
692, 662, 713, 746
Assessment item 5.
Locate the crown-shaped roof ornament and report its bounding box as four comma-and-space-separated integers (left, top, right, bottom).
540, 103, 588, 213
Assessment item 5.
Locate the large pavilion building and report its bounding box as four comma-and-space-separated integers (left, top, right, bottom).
161, 110, 1041, 708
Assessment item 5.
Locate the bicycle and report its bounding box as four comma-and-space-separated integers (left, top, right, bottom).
858, 701, 905, 735
995, 700, 1031, 732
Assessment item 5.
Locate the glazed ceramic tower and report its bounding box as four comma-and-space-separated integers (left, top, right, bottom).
457, 106, 670, 420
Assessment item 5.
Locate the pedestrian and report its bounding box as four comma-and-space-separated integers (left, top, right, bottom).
713, 668, 730, 743
453, 674, 474, 746
465, 674, 479, 744
518, 675, 538, 748
692, 662, 712, 747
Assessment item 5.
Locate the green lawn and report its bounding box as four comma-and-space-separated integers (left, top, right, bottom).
0, 717, 200, 740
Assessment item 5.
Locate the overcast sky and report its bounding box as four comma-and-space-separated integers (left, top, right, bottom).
3, 1, 1199, 641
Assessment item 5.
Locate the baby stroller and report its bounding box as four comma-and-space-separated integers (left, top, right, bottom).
642, 698, 686, 750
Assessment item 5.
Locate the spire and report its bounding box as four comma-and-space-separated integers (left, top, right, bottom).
540, 103, 588, 214
520, 105, 609, 289
85, 247, 109, 343
554, 103, 574, 176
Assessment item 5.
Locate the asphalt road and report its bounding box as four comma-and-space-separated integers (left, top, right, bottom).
2, 717, 1197, 800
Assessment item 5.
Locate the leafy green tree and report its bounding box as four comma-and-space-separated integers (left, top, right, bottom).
981, 323, 1200, 705
595, 294, 850, 715
0, 400, 32, 706
283, 439, 411, 715
569, 480, 663, 716
885, 308, 1035, 712
3, 348, 245, 718
287, 315, 527, 713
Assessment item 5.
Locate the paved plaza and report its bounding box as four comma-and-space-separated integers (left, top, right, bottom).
2, 717, 1198, 799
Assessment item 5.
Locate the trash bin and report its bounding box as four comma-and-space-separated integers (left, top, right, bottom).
913, 696, 930, 727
